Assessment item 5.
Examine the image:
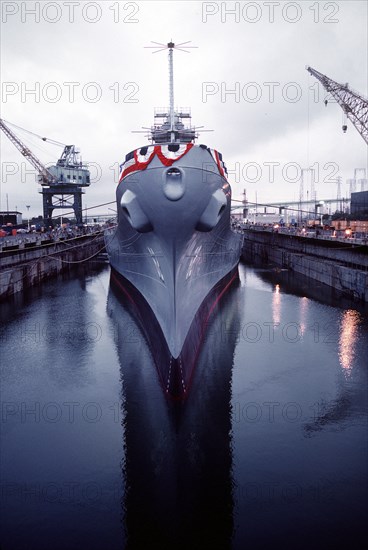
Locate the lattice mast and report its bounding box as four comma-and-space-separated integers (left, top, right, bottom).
168, 44, 175, 141
336, 175, 342, 212
307, 66, 368, 144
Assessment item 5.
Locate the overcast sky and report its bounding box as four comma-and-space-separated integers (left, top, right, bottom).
1, 0, 367, 218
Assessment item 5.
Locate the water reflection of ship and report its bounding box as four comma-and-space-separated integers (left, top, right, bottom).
107, 279, 241, 548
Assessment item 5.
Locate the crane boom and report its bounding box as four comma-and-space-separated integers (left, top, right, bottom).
0, 118, 56, 183
306, 66, 368, 144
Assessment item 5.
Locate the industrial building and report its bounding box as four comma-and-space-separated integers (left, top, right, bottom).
351, 191, 368, 217
0, 211, 22, 225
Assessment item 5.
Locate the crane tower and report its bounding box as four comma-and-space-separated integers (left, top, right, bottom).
0, 119, 90, 226
306, 66, 368, 144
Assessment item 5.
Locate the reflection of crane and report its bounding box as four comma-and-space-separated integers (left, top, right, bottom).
0, 119, 90, 225
306, 66, 368, 144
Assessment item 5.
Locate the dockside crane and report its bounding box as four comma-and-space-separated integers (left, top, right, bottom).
306, 66, 368, 144
0, 119, 90, 225
0, 118, 57, 185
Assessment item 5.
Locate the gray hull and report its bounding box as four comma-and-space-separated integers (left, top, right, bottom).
105, 144, 243, 396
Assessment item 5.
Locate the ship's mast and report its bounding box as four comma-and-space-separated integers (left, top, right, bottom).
168, 42, 175, 142
143, 40, 199, 144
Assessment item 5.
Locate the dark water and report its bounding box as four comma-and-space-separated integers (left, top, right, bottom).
0, 263, 367, 549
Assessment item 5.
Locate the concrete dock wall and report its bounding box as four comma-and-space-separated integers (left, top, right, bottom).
0, 234, 106, 301
242, 230, 368, 302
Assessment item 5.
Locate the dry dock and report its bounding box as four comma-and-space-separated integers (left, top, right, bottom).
2, 228, 367, 302
242, 228, 368, 302
0, 232, 106, 301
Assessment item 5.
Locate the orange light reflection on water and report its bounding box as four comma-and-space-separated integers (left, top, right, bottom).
299, 296, 309, 336
338, 309, 361, 378
272, 284, 281, 325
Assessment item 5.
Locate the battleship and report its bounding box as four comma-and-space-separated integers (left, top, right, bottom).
105, 41, 243, 399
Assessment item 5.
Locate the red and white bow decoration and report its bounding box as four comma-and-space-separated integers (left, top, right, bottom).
208, 148, 227, 179
119, 144, 193, 182
119, 144, 227, 182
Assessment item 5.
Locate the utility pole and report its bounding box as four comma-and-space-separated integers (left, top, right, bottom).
26, 205, 30, 231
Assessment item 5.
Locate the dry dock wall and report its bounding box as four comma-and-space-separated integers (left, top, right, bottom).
0, 234, 105, 301
242, 230, 368, 302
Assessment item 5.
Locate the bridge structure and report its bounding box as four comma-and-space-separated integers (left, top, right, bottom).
231, 196, 350, 219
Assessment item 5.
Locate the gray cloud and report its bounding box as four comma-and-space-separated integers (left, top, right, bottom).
1, 0, 367, 217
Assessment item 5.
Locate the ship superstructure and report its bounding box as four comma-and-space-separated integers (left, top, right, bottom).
105, 42, 243, 399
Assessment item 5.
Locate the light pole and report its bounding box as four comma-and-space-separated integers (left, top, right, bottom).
26, 205, 30, 231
